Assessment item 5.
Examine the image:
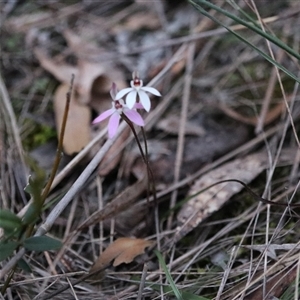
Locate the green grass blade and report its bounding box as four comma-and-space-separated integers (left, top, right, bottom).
155, 250, 183, 300
189, 0, 300, 61
189, 0, 300, 84
24, 236, 62, 251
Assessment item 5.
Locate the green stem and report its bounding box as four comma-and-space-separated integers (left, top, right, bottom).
141, 127, 158, 204
41, 74, 75, 202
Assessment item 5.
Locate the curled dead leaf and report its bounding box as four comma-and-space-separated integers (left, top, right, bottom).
34, 29, 126, 106
89, 237, 154, 274
54, 84, 91, 155
34, 47, 111, 106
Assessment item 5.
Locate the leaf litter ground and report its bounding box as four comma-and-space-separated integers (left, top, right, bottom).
1, 1, 300, 299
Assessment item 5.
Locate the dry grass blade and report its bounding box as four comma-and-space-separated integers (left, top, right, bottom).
244, 262, 298, 299
0, 73, 28, 179
2, 1, 300, 299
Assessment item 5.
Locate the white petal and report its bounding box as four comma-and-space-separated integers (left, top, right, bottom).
92, 109, 114, 124
138, 90, 151, 112
116, 88, 133, 99
142, 86, 161, 96
110, 82, 118, 99
124, 109, 144, 126
108, 113, 120, 138
126, 90, 137, 109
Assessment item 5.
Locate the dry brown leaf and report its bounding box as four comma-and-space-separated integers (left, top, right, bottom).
34, 30, 126, 105
54, 84, 91, 155
34, 47, 111, 106
63, 29, 126, 97
174, 152, 275, 243
35, 48, 78, 84
89, 237, 154, 273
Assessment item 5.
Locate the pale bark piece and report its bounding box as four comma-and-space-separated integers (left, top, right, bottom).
54, 84, 91, 155
174, 152, 270, 243
156, 115, 205, 136
89, 237, 154, 274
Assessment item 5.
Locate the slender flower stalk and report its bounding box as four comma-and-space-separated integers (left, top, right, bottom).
116, 72, 161, 112
92, 83, 144, 138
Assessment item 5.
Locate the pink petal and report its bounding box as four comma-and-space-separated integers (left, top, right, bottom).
137, 90, 151, 112
108, 113, 120, 138
116, 87, 133, 100
124, 109, 144, 126
126, 90, 137, 109
110, 82, 118, 99
142, 86, 161, 96
133, 103, 144, 109
92, 109, 114, 124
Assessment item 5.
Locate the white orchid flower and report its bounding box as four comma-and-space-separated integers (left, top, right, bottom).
115, 72, 161, 112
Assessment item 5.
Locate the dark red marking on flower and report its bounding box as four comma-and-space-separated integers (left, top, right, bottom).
114, 100, 123, 109
133, 79, 141, 87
